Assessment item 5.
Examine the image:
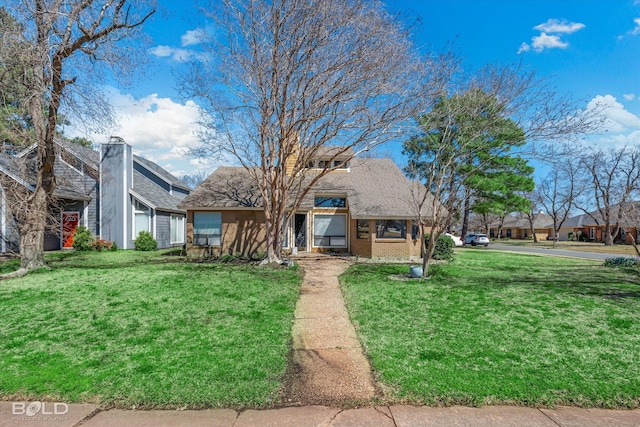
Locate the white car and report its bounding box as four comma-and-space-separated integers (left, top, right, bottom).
464, 233, 490, 247
444, 233, 463, 247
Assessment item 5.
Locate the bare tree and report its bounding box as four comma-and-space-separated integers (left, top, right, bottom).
182, 0, 434, 264
577, 146, 640, 246
618, 202, 640, 257
536, 157, 581, 247
0, 0, 154, 271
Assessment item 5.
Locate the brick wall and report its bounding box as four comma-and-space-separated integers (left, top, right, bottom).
370, 220, 421, 258
186, 210, 268, 257
349, 218, 372, 258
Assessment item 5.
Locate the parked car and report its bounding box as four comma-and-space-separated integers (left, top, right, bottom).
465, 233, 490, 247
444, 233, 463, 247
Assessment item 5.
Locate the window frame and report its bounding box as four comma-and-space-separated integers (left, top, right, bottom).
314, 196, 347, 208
133, 199, 151, 239
170, 214, 185, 244
375, 219, 407, 240
312, 213, 348, 248
193, 212, 222, 246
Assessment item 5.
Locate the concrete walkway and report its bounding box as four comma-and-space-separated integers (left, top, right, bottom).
2, 402, 639, 426
282, 255, 377, 405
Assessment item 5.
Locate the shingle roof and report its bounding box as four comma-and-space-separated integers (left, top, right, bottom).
0, 153, 91, 201
556, 202, 640, 228
179, 158, 434, 218
133, 155, 191, 191
55, 138, 100, 169
497, 213, 553, 229
131, 170, 184, 212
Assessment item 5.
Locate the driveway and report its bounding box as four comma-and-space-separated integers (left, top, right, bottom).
485, 243, 634, 261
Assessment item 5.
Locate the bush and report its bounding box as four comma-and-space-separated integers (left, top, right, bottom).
134, 231, 157, 251
426, 234, 454, 261
72, 226, 94, 251
603, 257, 640, 268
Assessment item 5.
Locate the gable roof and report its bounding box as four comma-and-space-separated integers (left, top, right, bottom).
0, 153, 91, 201
494, 213, 553, 230
179, 158, 434, 218
558, 202, 640, 228
131, 170, 184, 213
133, 155, 191, 192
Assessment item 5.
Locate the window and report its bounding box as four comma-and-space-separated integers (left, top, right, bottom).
411, 224, 419, 240
589, 228, 595, 240
306, 161, 316, 169
357, 219, 369, 239
314, 196, 346, 208
317, 160, 329, 169
333, 160, 349, 169
620, 228, 626, 241
506, 228, 512, 238
194, 212, 222, 246
134, 199, 150, 238
171, 214, 185, 244
375, 220, 406, 239
313, 214, 347, 247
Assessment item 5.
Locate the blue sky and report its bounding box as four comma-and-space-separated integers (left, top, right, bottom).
66, 0, 640, 179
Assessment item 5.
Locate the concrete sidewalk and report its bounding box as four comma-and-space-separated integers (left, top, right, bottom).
2, 402, 640, 426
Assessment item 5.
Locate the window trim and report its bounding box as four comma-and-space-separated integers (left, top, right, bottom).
314, 196, 347, 208
374, 219, 407, 240
356, 219, 369, 239
170, 214, 185, 244
133, 199, 151, 240
312, 213, 348, 248
193, 211, 222, 247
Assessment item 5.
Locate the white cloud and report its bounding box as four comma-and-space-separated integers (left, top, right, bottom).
531, 33, 569, 51
65, 88, 226, 176
148, 45, 204, 62
519, 18, 584, 54
181, 28, 205, 47
632, 18, 640, 35
623, 93, 636, 101
534, 19, 585, 34
586, 94, 640, 134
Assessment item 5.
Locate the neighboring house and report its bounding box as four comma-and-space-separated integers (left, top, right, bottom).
553, 204, 640, 243
0, 137, 190, 252
178, 150, 434, 258
489, 212, 553, 241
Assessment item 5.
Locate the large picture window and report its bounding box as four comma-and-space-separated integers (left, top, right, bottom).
313, 214, 347, 247
375, 220, 406, 239
171, 214, 185, 244
194, 212, 222, 246
134, 199, 150, 238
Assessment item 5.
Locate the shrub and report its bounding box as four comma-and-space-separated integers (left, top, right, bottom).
90, 239, 115, 251
72, 226, 94, 251
134, 231, 157, 251
603, 257, 640, 268
426, 234, 454, 261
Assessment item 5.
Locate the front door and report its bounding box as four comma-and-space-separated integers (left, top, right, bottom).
294, 213, 307, 251
62, 212, 80, 248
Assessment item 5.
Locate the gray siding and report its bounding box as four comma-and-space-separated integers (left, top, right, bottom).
101, 143, 133, 249
55, 160, 99, 234
171, 186, 189, 200
155, 210, 171, 249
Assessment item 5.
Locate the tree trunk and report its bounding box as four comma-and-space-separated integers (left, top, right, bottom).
19, 187, 48, 270
461, 188, 470, 238
421, 227, 436, 278
604, 224, 614, 246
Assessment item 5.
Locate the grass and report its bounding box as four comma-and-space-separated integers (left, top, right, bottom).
495, 239, 640, 256
341, 251, 640, 408
0, 250, 301, 408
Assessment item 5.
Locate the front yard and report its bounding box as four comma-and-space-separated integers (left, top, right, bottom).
341, 251, 640, 408
0, 250, 301, 408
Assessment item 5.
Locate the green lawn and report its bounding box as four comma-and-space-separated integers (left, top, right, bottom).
0, 250, 301, 408
341, 251, 640, 408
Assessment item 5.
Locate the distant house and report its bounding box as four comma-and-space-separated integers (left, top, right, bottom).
553, 204, 640, 243
0, 137, 190, 252
489, 212, 553, 241
178, 149, 434, 258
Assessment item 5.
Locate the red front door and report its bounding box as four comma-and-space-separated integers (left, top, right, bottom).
62, 212, 80, 248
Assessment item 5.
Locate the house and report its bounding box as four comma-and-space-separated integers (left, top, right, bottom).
553, 204, 640, 243
0, 137, 190, 252
489, 212, 553, 241
178, 150, 434, 258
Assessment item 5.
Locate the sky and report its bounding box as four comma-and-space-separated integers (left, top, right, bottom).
65, 0, 640, 181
